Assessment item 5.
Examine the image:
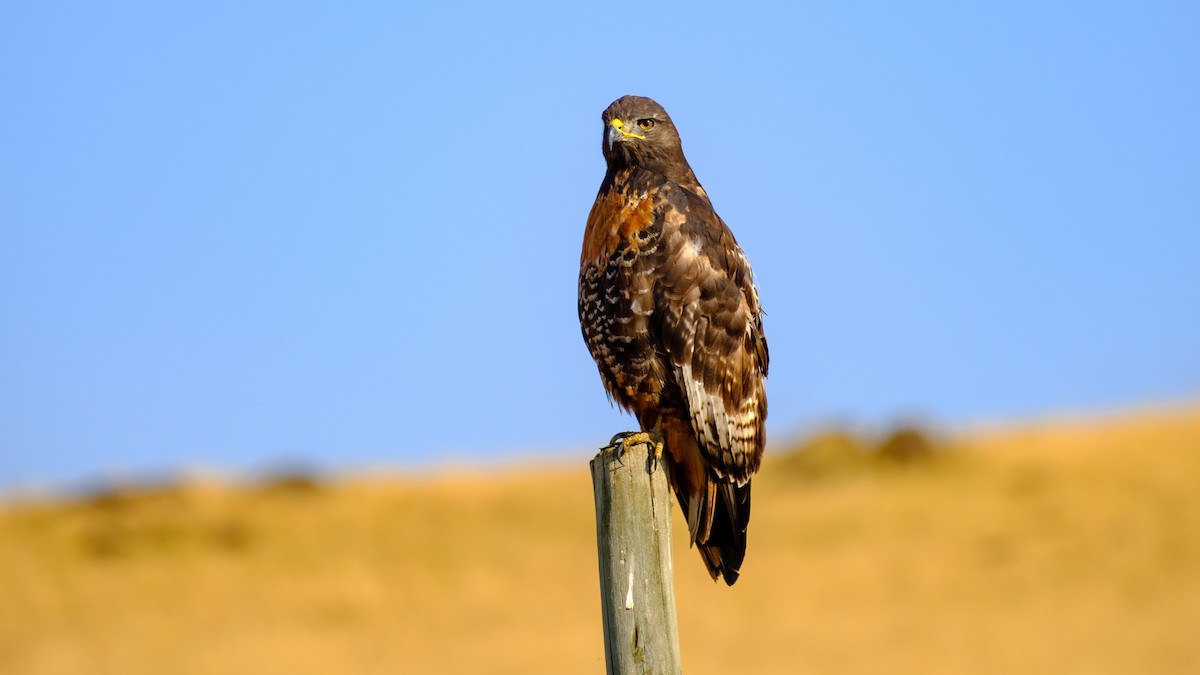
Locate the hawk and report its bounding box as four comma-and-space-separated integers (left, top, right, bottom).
578, 95, 769, 585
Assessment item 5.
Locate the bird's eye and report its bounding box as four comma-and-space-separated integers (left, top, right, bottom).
637, 118, 655, 131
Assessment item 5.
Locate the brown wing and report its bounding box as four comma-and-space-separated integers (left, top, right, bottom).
655, 184, 769, 485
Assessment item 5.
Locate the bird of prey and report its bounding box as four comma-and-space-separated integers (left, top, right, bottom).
578, 95, 769, 585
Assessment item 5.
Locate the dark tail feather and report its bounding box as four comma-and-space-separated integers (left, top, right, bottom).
691, 478, 752, 585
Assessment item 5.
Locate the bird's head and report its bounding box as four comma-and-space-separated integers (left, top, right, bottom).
600, 95, 689, 175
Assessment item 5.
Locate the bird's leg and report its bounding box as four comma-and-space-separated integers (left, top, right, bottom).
646, 430, 665, 475
604, 430, 665, 474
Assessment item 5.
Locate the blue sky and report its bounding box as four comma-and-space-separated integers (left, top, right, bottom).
3, 1, 1198, 489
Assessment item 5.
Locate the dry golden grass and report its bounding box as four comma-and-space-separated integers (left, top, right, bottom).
2, 405, 1198, 674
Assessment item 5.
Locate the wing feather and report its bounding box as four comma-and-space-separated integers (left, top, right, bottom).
654, 185, 768, 484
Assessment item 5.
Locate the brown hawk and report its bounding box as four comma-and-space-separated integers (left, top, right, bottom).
578, 95, 769, 585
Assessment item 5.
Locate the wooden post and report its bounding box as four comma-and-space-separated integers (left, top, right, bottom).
590, 441, 682, 675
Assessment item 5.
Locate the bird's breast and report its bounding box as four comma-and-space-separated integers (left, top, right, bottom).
580, 178, 657, 267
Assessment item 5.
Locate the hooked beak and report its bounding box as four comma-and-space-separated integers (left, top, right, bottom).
605, 122, 622, 153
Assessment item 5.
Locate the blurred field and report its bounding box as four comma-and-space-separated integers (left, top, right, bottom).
2, 405, 1198, 674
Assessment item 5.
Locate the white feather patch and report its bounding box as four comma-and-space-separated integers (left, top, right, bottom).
677, 362, 733, 478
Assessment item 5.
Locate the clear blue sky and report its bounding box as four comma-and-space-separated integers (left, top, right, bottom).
3, 1, 1197, 489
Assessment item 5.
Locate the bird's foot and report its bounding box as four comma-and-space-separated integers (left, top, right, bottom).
604, 431, 665, 474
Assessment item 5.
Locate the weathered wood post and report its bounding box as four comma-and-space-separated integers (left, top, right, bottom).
590, 440, 683, 675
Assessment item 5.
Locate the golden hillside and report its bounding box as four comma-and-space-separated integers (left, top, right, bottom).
2, 405, 1198, 674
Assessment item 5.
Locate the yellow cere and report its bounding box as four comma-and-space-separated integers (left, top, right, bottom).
611, 118, 623, 129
